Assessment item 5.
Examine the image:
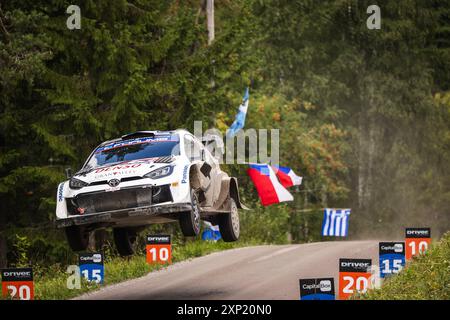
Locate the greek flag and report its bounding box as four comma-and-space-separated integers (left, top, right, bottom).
321, 208, 351, 237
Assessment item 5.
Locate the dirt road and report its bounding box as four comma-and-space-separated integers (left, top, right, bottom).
77, 240, 379, 300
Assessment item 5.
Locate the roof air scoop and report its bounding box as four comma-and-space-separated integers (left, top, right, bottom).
121, 131, 156, 140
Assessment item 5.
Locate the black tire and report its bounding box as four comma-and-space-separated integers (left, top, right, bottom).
179, 189, 201, 237
65, 225, 89, 252
218, 198, 240, 242
113, 228, 137, 257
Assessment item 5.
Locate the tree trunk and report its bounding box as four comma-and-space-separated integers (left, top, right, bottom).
302, 185, 309, 242
88, 231, 96, 251
358, 103, 377, 235
367, 118, 376, 209
358, 108, 373, 213
0, 233, 7, 268
95, 229, 107, 251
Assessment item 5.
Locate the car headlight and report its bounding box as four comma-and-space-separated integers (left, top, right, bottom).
69, 177, 88, 189
144, 165, 174, 179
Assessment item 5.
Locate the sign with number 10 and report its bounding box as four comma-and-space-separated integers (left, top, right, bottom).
338, 258, 372, 300
1, 268, 34, 300
379, 242, 405, 278
79, 252, 104, 284
405, 228, 431, 261
146, 235, 171, 264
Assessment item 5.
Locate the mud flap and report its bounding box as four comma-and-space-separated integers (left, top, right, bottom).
214, 177, 249, 210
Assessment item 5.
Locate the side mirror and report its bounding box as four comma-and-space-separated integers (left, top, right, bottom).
65, 167, 73, 179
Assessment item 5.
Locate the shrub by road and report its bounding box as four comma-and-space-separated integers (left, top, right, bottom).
361, 232, 450, 300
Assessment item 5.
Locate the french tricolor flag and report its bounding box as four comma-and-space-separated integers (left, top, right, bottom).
247, 164, 294, 206
272, 165, 302, 188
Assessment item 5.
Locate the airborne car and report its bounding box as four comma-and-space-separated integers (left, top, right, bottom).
55, 130, 244, 256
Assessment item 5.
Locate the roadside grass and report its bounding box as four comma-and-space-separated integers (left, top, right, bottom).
4, 240, 256, 300
358, 232, 450, 300
11, 233, 450, 300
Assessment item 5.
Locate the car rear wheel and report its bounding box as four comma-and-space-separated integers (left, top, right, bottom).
179, 189, 201, 237
65, 225, 89, 251
218, 198, 240, 242
113, 228, 137, 257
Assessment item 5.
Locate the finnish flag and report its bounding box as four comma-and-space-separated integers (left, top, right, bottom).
321, 208, 351, 237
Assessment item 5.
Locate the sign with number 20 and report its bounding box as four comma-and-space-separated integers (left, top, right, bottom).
1, 268, 34, 300
338, 258, 372, 300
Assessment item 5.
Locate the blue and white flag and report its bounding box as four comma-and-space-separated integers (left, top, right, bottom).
201, 221, 221, 242
226, 87, 249, 139
321, 208, 351, 237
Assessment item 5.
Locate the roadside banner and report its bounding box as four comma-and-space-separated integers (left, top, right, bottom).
299, 278, 335, 300
338, 258, 371, 300
405, 228, 431, 260
79, 252, 104, 284
379, 242, 405, 278
322, 209, 351, 237
1, 268, 34, 300
146, 235, 172, 264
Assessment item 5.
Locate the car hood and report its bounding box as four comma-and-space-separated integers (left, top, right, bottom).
73, 156, 177, 184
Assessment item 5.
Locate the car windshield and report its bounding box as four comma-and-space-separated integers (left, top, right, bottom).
85, 135, 180, 168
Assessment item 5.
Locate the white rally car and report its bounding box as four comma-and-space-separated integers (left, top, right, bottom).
55, 130, 244, 256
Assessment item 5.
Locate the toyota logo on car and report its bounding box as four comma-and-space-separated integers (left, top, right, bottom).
108, 179, 120, 187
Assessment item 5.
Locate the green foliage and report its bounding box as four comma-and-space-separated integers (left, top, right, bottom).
360, 232, 450, 300
240, 203, 291, 244
0, 0, 259, 265
1, 0, 450, 271
29, 240, 247, 300
3, 227, 73, 269
252, 0, 450, 237
12, 234, 30, 267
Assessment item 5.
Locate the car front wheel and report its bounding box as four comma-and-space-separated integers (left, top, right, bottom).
218, 198, 240, 242
179, 189, 201, 237
113, 228, 137, 257
65, 225, 89, 251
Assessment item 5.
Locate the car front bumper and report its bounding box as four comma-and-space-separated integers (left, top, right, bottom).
55, 202, 192, 228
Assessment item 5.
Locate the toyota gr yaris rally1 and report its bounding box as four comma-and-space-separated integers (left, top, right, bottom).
55, 130, 245, 256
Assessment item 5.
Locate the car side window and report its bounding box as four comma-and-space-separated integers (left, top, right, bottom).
204, 148, 218, 167
192, 140, 203, 161
184, 136, 193, 160
184, 136, 202, 161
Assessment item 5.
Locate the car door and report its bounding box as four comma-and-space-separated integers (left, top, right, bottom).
202, 145, 227, 208
184, 135, 219, 207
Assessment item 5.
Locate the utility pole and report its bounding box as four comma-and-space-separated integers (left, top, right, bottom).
206, 0, 215, 45
206, 0, 215, 88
